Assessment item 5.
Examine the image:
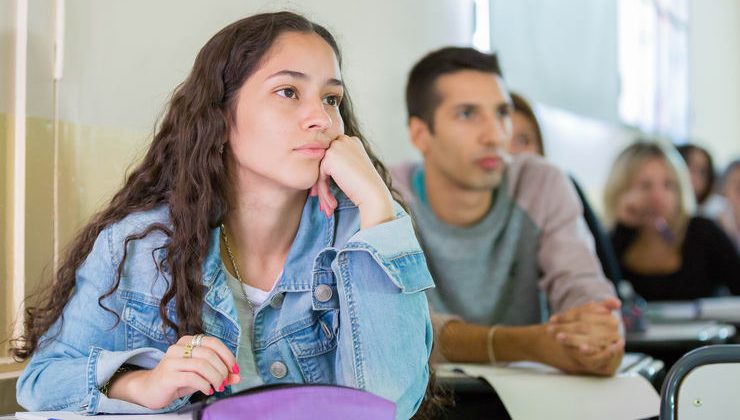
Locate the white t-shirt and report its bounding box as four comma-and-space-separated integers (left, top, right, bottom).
240, 281, 272, 309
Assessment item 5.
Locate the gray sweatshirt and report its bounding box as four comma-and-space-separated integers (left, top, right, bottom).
391, 155, 617, 360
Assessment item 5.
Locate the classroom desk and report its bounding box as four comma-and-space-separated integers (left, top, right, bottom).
434, 352, 663, 420
626, 320, 737, 370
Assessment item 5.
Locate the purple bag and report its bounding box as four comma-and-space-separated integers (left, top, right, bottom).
187, 383, 396, 420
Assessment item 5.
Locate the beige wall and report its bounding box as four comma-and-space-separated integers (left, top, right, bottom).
0, 3, 13, 113
1, 1, 15, 357
22, 0, 54, 305
0, 112, 8, 357
55, 0, 473, 158
689, 0, 740, 169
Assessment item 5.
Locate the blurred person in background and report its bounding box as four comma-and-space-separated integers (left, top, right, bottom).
677, 144, 724, 216
509, 92, 544, 156
604, 141, 740, 301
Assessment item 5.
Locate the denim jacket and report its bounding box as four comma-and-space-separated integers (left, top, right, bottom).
17, 192, 435, 419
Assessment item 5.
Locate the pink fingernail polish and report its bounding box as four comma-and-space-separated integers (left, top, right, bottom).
232, 363, 240, 374
208, 388, 214, 395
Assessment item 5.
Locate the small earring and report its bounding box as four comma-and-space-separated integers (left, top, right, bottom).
219, 143, 225, 154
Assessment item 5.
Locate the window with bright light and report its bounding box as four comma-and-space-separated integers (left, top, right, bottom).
618, 0, 689, 139
472, 0, 491, 52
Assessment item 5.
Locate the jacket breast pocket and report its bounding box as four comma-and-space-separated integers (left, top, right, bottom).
285, 309, 339, 384
122, 295, 176, 350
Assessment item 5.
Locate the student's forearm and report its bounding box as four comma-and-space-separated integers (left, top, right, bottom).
439, 319, 624, 376
440, 321, 547, 363
493, 324, 549, 362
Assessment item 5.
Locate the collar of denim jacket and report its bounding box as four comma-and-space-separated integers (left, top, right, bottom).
201, 183, 352, 291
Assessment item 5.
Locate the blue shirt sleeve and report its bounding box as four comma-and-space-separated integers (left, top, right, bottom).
15, 227, 189, 414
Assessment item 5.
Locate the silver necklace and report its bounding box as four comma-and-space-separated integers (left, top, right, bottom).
220, 223, 255, 315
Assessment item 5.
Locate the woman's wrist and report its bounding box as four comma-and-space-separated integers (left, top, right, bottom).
107, 369, 151, 407
357, 187, 395, 229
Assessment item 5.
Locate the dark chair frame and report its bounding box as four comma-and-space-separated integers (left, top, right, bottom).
659, 344, 740, 420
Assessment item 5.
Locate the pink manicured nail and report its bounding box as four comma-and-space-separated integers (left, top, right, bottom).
232, 363, 240, 374
208, 388, 214, 395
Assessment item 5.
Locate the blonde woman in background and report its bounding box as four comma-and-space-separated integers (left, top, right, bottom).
604, 141, 740, 301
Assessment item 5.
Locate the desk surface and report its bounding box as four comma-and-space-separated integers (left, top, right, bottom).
434, 353, 663, 420
436, 352, 664, 389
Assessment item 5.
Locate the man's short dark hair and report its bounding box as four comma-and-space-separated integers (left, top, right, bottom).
406, 47, 503, 132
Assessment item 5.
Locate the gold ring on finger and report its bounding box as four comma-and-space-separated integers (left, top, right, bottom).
183, 343, 194, 359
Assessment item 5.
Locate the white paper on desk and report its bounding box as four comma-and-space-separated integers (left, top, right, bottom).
444, 363, 659, 420
15, 411, 189, 420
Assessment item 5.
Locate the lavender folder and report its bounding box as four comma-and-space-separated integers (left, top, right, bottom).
191, 384, 396, 420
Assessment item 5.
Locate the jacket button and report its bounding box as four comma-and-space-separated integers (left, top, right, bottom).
314, 284, 333, 302
270, 293, 284, 309
270, 361, 288, 379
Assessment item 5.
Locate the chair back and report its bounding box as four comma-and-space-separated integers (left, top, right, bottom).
660, 344, 740, 420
